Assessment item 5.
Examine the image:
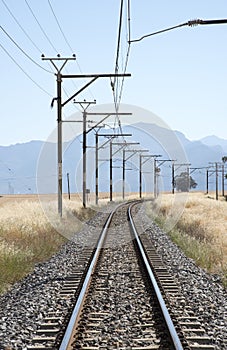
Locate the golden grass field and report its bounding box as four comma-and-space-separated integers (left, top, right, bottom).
0, 191, 226, 293
146, 191, 227, 285
0, 194, 95, 294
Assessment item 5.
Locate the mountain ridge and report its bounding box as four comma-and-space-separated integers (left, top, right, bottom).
0, 123, 226, 194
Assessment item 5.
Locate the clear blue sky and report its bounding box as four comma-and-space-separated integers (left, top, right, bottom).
1, 0, 227, 146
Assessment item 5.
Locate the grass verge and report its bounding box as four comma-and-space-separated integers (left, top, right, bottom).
146, 192, 227, 288
0, 199, 95, 294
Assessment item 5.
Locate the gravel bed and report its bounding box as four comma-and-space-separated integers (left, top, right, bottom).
71, 205, 174, 349
0, 208, 111, 350
140, 203, 227, 350
0, 201, 226, 349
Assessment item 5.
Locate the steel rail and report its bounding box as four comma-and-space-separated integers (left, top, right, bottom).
59, 202, 125, 349
128, 203, 184, 350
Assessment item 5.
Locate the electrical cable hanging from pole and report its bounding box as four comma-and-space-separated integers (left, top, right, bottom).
46, 0, 95, 102
0, 43, 52, 97
117, 0, 131, 109
47, 0, 73, 53
0, 26, 53, 74
1, 0, 43, 54
129, 18, 227, 43
25, 0, 58, 53
112, 0, 124, 118
112, 0, 132, 143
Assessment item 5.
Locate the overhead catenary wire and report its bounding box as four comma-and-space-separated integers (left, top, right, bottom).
112, 0, 124, 112
25, 0, 58, 53
112, 0, 132, 142
1, 0, 41, 54
129, 18, 227, 43
1, 24, 79, 112
0, 42, 52, 97
1, 0, 55, 74
47, 0, 73, 53
47, 0, 95, 101
111, 0, 125, 136
0, 26, 53, 74
117, 0, 131, 107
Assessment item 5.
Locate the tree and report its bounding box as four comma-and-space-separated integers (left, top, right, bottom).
174, 171, 197, 192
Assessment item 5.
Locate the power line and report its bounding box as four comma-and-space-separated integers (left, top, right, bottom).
112, 0, 124, 111
130, 18, 227, 43
1, 0, 41, 54
25, 0, 58, 53
111, 0, 132, 141
1, 0, 55, 74
46, 0, 95, 101
0, 26, 53, 74
0, 42, 52, 97
111, 0, 125, 138
47, 0, 73, 53
117, 0, 131, 107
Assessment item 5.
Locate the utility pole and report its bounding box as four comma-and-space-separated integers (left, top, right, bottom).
42, 54, 131, 215
111, 142, 139, 201
208, 162, 223, 200
42, 55, 76, 216
110, 140, 113, 202
139, 154, 161, 198
153, 156, 163, 198
172, 161, 175, 194
67, 172, 70, 200
139, 155, 142, 198
154, 158, 157, 199
123, 149, 148, 200
85, 112, 132, 207
206, 168, 209, 194
95, 133, 132, 204
156, 159, 176, 195
74, 100, 96, 208
206, 166, 216, 195
216, 162, 218, 200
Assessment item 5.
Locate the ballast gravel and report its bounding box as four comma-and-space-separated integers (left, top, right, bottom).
0, 202, 226, 350
139, 204, 227, 350
0, 208, 110, 350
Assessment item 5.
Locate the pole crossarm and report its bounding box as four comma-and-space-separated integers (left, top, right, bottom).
174, 163, 191, 171
61, 73, 131, 79
42, 55, 76, 72
112, 142, 139, 156
97, 133, 132, 137
61, 74, 131, 106
86, 113, 132, 134
157, 159, 175, 167
42, 55, 131, 214
125, 149, 149, 162
130, 18, 227, 43
140, 154, 161, 162
62, 74, 130, 106
97, 134, 132, 150
190, 167, 208, 175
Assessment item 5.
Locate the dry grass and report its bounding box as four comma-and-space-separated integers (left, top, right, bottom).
0, 195, 96, 294
146, 192, 227, 286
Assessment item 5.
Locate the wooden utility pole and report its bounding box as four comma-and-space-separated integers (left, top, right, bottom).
42, 54, 131, 214
67, 173, 70, 200
95, 133, 132, 204
139, 154, 160, 198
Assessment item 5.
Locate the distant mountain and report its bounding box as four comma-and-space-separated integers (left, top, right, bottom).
200, 135, 227, 154
0, 124, 226, 195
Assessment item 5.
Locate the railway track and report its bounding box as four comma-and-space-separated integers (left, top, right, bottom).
28, 201, 216, 350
